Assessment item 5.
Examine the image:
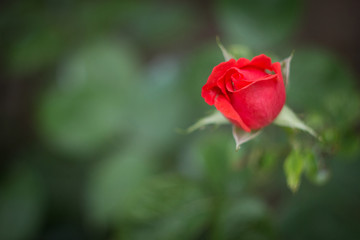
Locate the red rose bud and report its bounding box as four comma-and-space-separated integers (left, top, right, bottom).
201, 54, 286, 132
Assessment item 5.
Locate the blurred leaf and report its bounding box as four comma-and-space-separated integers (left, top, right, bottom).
216, 0, 301, 49
180, 43, 224, 115
127, 175, 205, 221
7, 26, 65, 76
280, 51, 294, 87
120, 175, 210, 240
134, 55, 186, 147
259, 151, 279, 172
228, 44, 253, 59
86, 149, 152, 225
274, 105, 317, 138
284, 149, 304, 192
2, 1, 142, 76
303, 150, 317, 182
217, 197, 273, 240
185, 111, 229, 133
152, 198, 210, 240
0, 164, 44, 240
286, 48, 360, 129
222, 198, 266, 224
199, 132, 235, 195
37, 39, 140, 155
313, 169, 330, 185
129, 3, 198, 48
280, 159, 360, 239
179, 131, 249, 197
216, 36, 234, 61
303, 151, 330, 185
232, 126, 261, 151
120, 197, 210, 240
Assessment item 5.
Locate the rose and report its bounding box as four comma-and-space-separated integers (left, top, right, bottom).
201, 54, 286, 132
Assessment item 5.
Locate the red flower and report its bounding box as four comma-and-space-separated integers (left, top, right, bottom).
201, 54, 286, 132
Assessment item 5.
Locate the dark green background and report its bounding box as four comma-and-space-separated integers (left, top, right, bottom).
1, 0, 360, 239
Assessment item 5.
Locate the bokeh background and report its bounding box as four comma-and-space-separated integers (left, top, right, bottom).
1, 0, 360, 239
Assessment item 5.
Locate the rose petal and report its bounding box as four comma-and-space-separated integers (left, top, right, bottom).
272, 62, 284, 84
214, 95, 251, 132
225, 78, 253, 92
228, 74, 277, 93
201, 87, 221, 105
248, 54, 273, 70
203, 59, 237, 89
230, 77, 286, 129
202, 59, 237, 104
236, 58, 251, 68
202, 54, 286, 132
239, 66, 269, 80
221, 67, 250, 92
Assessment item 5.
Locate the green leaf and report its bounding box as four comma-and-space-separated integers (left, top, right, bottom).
37, 39, 141, 155
217, 197, 269, 239
273, 105, 318, 138
303, 150, 317, 182
86, 149, 152, 225
217, 1, 300, 49
232, 126, 261, 151
284, 149, 304, 192
125, 175, 205, 221
200, 134, 232, 194
216, 36, 235, 61
0, 164, 44, 240
120, 196, 210, 240
8, 27, 65, 76
304, 151, 330, 185
280, 51, 294, 87
185, 111, 229, 133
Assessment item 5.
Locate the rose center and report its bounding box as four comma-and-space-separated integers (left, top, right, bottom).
228, 72, 248, 91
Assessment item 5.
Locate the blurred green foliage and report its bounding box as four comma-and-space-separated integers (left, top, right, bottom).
1, 0, 360, 240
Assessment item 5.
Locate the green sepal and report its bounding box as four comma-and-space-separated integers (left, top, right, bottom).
216, 36, 235, 61
232, 126, 261, 151
280, 51, 294, 87
184, 111, 230, 134
274, 105, 318, 139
